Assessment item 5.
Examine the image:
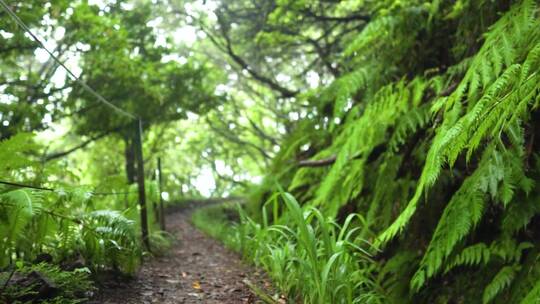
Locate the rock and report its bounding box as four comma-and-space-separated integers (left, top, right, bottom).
10, 270, 61, 302
33, 253, 53, 264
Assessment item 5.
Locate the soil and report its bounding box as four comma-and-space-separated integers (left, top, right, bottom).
95, 209, 272, 304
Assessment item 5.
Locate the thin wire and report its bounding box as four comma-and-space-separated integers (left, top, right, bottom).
92, 191, 138, 196
0, 180, 55, 191
0, 180, 138, 197
0, 0, 137, 120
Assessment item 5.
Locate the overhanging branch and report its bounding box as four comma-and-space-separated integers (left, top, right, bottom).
297, 156, 337, 167
43, 125, 125, 162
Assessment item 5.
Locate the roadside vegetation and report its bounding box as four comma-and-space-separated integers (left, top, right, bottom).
191, 0, 540, 303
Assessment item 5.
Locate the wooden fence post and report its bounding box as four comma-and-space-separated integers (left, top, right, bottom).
151, 168, 160, 228
157, 157, 166, 231
134, 118, 150, 250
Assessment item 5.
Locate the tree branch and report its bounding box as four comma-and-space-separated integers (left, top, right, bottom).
215, 14, 299, 98
206, 117, 272, 160
302, 10, 371, 23
42, 126, 123, 162
297, 156, 337, 167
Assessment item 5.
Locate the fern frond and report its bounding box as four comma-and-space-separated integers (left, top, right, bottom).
483, 265, 520, 304
378, 0, 540, 247
0, 189, 43, 246
444, 243, 491, 273
520, 279, 540, 304
314, 79, 426, 217
82, 210, 140, 273
410, 145, 518, 291
502, 196, 540, 233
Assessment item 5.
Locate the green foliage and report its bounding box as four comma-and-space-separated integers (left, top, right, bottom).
0, 262, 94, 303
0, 0, 71, 139
82, 210, 141, 274
0, 133, 160, 300
191, 203, 239, 248
483, 265, 520, 304
520, 279, 540, 304
378, 0, 540, 245
225, 0, 540, 302
312, 78, 430, 217
409, 144, 530, 290
0, 185, 142, 274
444, 243, 491, 272
65, 1, 225, 136
0, 133, 38, 174
233, 191, 382, 304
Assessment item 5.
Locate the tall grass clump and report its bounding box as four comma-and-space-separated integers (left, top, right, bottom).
234, 190, 384, 303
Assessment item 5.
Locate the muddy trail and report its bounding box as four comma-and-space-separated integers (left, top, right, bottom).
96, 208, 271, 304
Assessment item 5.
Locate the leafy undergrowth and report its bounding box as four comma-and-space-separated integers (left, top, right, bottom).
234, 1, 540, 303
0, 133, 171, 302
0, 262, 94, 304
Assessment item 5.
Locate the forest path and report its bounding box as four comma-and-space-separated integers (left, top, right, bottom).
96, 208, 269, 304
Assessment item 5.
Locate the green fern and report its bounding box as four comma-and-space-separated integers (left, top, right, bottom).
444, 243, 491, 273
377, 0, 540, 246
483, 265, 520, 304
520, 279, 540, 304
313, 79, 428, 217
0, 133, 147, 274
212, 0, 540, 303
82, 210, 140, 273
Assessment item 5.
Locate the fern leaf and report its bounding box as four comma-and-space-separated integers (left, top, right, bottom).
483, 265, 520, 304
520, 279, 540, 304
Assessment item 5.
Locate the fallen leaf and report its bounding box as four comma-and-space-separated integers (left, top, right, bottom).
192, 281, 201, 290
188, 292, 201, 298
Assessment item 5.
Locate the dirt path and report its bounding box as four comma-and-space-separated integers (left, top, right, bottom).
96, 210, 269, 304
